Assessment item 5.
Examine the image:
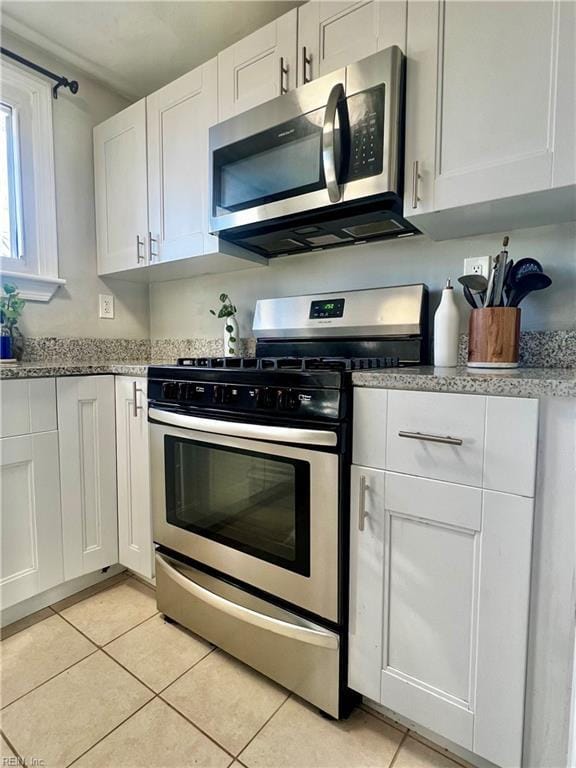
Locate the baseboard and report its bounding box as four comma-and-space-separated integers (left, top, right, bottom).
1, 564, 126, 627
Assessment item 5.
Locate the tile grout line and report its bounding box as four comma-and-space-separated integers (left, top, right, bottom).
155, 645, 217, 695
56, 604, 160, 648
0, 727, 24, 762
388, 730, 409, 768
408, 730, 474, 768
158, 694, 240, 762
236, 692, 292, 763
49, 572, 132, 614
65, 696, 154, 768
0, 647, 101, 711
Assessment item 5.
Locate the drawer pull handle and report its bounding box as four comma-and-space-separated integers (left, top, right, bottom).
358, 474, 369, 531
398, 430, 463, 446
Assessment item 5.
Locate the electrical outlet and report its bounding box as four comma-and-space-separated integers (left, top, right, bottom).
464, 256, 491, 278
99, 294, 114, 319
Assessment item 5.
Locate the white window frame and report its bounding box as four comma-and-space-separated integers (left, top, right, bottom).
1, 60, 65, 301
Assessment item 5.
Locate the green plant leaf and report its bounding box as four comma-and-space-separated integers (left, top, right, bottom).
3, 284, 16, 294
209, 309, 216, 315
230, 335, 236, 342
219, 293, 228, 302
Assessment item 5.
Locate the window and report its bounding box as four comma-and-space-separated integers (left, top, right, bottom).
0, 61, 64, 301
0, 102, 23, 260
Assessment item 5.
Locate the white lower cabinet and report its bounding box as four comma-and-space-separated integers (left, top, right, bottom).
115, 377, 154, 579
57, 376, 118, 581
0, 431, 63, 609
350, 388, 538, 767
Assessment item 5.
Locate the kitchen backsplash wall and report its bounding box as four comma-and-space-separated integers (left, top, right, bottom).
3, 32, 150, 341
150, 221, 576, 341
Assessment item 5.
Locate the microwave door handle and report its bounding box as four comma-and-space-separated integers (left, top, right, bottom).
322, 82, 345, 203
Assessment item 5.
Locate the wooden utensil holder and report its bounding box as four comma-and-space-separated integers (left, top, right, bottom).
468, 307, 521, 368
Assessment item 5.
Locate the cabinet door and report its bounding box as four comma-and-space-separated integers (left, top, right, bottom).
147, 60, 219, 264
115, 377, 154, 579
405, 1, 567, 221
94, 99, 148, 275
218, 9, 297, 120
57, 376, 118, 581
0, 432, 63, 608
380, 473, 532, 768
297, 1, 406, 85
348, 465, 385, 701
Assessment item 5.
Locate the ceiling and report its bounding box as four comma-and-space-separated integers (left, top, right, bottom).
1, 1, 302, 100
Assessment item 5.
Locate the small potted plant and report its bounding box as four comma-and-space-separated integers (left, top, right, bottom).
0, 283, 25, 361
210, 293, 239, 357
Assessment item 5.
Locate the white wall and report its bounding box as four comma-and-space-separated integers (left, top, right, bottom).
150, 221, 576, 339
2, 32, 150, 339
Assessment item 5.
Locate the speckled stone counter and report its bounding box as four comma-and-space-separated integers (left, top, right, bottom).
0, 362, 151, 380
352, 367, 576, 399
2, 361, 574, 398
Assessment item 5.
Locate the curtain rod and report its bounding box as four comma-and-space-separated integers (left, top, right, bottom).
1, 47, 79, 99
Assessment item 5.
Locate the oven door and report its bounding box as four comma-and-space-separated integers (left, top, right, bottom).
149, 408, 340, 623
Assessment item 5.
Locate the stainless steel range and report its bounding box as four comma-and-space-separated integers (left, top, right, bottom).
148, 284, 428, 718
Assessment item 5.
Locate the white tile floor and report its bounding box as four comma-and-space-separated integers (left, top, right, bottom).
0, 575, 469, 768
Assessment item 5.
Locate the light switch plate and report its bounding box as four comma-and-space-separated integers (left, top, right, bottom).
464, 255, 491, 278
99, 294, 114, 319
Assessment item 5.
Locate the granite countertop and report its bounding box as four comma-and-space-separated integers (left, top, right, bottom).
352, 366, 576, 398
0, 361, 151, 379
1, 361, 575, 398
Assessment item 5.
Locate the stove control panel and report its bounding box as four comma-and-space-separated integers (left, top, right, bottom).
153, 380, 340, 420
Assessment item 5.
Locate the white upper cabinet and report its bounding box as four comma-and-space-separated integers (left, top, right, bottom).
147, 60, 219, 263
405, 0, 576, 239
218, 9, 297, 120
94, 99, 148, 274
57, 376, 118, 581
297, 1, 407, 85
115, 377, 154, 580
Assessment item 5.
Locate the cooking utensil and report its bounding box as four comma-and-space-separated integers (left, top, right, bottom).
484, 259, 498, 307
493, 236, 509, 306
458, 274, 488, 293
463, 284, 478, 308
458, 274, 487, 309
509, 257, 543, 284
507, 272, 552, 307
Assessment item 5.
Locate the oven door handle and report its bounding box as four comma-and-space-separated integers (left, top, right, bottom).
157, 554, 339, 650
149, 407, 338, 447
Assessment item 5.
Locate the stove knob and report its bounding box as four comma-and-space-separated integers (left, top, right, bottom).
212, 385, 224, 405
277, 389, 287, 410
286, 390, 300, 410
162, 382, 178, 400
177, 382, 188, 401
222, 386, 240, 404
256, 387, 274, 408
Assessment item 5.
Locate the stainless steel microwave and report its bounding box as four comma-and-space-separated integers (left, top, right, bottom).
209, 46, 417, 258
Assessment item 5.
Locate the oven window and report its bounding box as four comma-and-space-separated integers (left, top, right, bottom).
164, 436, 310, 576
213, 107, 326, 214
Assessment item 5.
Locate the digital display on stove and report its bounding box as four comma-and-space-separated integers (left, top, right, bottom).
309, 298, 345, 319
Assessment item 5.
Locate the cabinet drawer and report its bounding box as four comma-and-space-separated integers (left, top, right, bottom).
386, 390, 486, 486
0, 379, 57, 438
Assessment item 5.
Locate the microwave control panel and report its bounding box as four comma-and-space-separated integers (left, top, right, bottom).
345, 85, 385, 182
